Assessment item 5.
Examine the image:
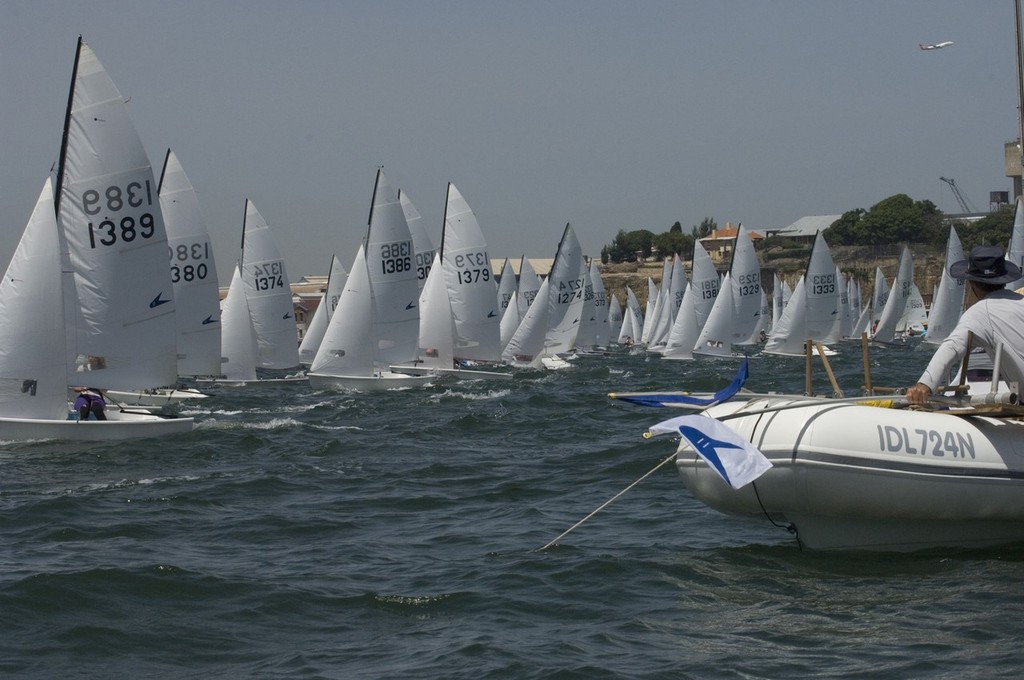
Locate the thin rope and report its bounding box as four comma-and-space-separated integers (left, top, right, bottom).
537, 452, 678, 552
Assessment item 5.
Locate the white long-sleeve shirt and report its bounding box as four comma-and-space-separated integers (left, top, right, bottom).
918, 289, 1024, 390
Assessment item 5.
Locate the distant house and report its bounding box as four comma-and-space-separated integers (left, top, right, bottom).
698, 224, 764, 264
764, 215, 841, 244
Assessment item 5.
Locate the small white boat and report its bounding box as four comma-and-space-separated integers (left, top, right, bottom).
0, 38, 194, 441
104, 387, 208, 408
309, 169, 433, 391
673, 395, 1024, 551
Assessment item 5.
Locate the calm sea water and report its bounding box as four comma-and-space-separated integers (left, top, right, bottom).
2, 344, 1023, 679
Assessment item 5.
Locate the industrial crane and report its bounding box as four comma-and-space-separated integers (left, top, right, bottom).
939, 177, 977, 213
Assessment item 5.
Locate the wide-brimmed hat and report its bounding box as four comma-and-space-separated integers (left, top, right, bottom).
949, 245, 1021, 284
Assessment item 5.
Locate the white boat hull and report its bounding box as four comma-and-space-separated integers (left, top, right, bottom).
104, 388, 208, 407
389, 364, 513, 380
307, 371, 434, 391
0, 409, 194, 442
675, 398, 1024, 551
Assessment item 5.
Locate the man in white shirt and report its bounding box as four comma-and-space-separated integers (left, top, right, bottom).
906, 245, 1024, 405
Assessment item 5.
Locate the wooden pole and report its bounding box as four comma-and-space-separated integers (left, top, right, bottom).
861, 332, 872, 394
816, 342, 844, 397
804, 339, 813, 395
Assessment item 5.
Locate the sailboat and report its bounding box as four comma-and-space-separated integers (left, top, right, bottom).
2, 38, 194, 439
309, 169, 432, 390
693, 225, 762, 358
496, 258, 518, 321
871, 246, 914, 344
104, 149, 215, 407
923, 226, 966, 345
661, 240, 718, 360
202, 200, 304, 385
574, 259, 610, 353
298, 254, 348, 366
503, 223, 586, 369
399, 189, 436, 291
0, 176, 188, 439
394, 183, 510, 380
763, 231, 840, 357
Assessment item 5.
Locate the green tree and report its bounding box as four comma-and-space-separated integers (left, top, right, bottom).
826, 194, 944, 246
653, 230, 694, 258
601, 228, 657, 262
691, 217, 717, 239
958, 203, 1014, 251
825, 209, 865, 245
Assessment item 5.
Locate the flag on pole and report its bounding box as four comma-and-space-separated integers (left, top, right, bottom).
648, 414, 772, 489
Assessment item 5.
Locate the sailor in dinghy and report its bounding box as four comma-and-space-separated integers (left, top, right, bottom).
907, 245, 1024, 404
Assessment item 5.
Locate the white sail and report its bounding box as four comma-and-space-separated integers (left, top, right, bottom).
310, 245, 375, 377
399, 189, 436, 292
497, 258, 517, 320
728, 225, 763, 343
923, 226, 966, 345
836, 269, 852, 340
692, 272, 735, 358
363, 170, 420, 366
543, 224, 587, 355
0, 179, 69, 419
872, 246, 913, 343
804, 232, 840, 344
770, 273, 785, 335
663, 255, 687, 334
416, 252, 456, 369
741, 288, 769, 345
159, 149, 221, 377
871, 267, 888, 326
640, 277, 659, 345
589, 260, 610, 348
574, 265, 599, 350
662, 274, 700, 360
1007, 196, 1024, 290
56, 39, 178, 391
618, 305, 638, 346
901, 282, 928, 334
219, 264, 258, 381
622, 286, 645, 344
764, 276, 810, 356
240, 200, 299, 369
499, 289, 523, 351
517, 257, 542, 317
441, 183, 500, 361
645, 258, 673, 347
298, 254, 348, 365
607, 294, 623, 343
502, 278, 552, 367
691, 241, 720, 329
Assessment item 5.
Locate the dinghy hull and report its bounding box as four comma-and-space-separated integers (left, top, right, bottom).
675, 398, 1024, 551
0, 411, 194, 442
308, 371, 433, 391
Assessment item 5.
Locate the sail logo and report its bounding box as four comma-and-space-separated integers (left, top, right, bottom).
149, 292, 171, 308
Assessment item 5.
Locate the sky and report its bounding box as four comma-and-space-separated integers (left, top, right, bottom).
0, 1, 1019, 281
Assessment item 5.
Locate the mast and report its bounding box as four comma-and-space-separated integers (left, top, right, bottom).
1017, 0, 1024, 178
54, 36, 83, 213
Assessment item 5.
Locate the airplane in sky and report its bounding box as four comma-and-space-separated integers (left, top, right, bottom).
919, 41, 954, 50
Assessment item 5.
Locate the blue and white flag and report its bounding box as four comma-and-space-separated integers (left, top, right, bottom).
649, 414, 772, 489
